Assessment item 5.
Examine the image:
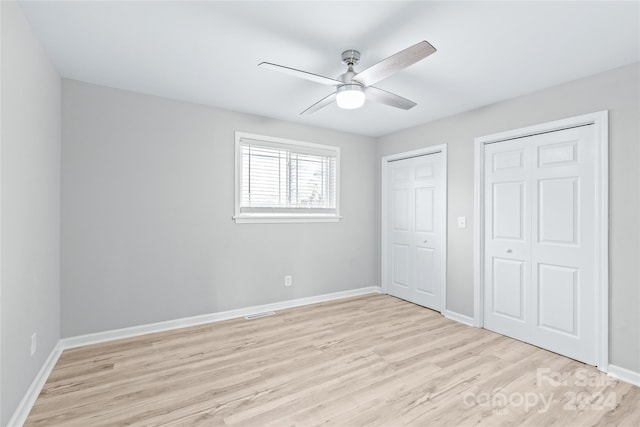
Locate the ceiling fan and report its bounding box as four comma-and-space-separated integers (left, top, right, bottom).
259, 40, 436, 115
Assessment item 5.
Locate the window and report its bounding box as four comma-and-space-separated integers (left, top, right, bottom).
234, 132, 341, 223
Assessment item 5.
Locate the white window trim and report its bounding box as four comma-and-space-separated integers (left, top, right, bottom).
233, 131, 342, 224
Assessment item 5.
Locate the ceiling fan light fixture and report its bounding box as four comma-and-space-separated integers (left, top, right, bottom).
336, 84, 365, 109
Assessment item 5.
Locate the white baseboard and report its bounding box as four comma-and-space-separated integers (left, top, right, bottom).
607, 364, 640, 387
60, 286, 382, 350
444, 309, 476, 327
7, 342, 63, 427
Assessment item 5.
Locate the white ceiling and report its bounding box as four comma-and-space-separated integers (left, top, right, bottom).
19, 1, 640, 137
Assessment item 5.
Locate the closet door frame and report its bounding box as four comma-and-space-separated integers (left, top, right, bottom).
473, 111, 609, 371
381, 144, 448, 313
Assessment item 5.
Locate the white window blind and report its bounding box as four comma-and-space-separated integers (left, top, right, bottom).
234, 133, 340, 223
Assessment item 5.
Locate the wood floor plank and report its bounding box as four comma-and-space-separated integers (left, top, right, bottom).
25, 294, 639, 426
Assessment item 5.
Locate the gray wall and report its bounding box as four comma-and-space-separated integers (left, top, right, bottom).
61, 80, 378, 337
377, 63, 640, 373
1, 2, 61, 425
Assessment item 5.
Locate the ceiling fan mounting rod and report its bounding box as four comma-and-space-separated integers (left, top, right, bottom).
339, 66, 359, 84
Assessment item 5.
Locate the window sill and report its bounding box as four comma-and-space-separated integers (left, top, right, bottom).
233, 214, 342, 224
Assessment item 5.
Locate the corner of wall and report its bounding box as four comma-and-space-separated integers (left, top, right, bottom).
1, 1, 62, 425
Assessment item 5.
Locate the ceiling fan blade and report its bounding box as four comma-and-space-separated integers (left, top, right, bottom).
300, 92, 337, 115
353, 41, 436, 87
364, 86, 417, 110
259, 62, 342, 86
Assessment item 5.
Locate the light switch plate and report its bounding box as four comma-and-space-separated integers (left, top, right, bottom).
457, 216, 466, 228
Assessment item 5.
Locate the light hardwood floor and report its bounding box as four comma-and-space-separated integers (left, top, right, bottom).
25, 294, 639, 426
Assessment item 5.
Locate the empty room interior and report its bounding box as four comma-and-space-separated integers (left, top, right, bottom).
2, 1, 640, 426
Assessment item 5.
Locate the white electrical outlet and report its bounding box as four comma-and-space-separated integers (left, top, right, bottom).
457, 216, 467, 229
31, 333, 37, 356
284, 275, 292, 287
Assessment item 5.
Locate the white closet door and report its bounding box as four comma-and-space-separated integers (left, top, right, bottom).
483, 137, 532, 339
387, 152, 445, 311
484, 125, 597, 365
